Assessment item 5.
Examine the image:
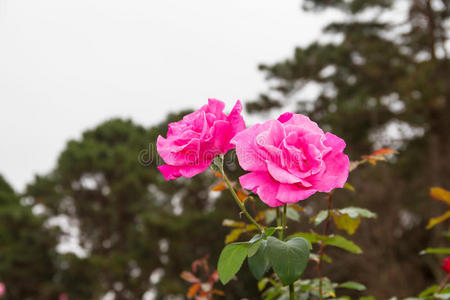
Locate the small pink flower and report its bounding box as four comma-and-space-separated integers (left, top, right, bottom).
231, 112, 349, 207
442, 257, 450, 274
0, 283, 5, 296
157, 99, 245, 180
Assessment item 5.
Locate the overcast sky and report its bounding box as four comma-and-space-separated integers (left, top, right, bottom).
0, 0, 335, 191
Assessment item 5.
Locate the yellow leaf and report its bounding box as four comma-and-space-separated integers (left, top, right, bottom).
344, 182, 355, 192
430, 187, 450, 206
222, 219, 246, 228
426, 210, 450, 229
225, 228, 244, 244
211, 181, 227, 191
333, 214, 361, 235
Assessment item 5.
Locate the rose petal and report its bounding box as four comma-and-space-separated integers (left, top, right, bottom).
239, 172, 284, 207
324, 132, 346, 153
308, 151, 349, 192
276, 184, 317, 203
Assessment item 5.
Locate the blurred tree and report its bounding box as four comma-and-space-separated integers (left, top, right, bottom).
0, 174, 59, 299
26, 116, 258, 299
247, 0, 449, 297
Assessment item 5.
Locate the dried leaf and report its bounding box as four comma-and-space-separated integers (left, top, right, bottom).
430, 187, 450, 206
187, 282, 201, 298
211, 289, 225, 296
211, 181, 227, 191
237, 190, 248, 202
426, 210, 450, 229
181, 271, 200, 283
210, 170, 222, 179
371, 148, 397, 156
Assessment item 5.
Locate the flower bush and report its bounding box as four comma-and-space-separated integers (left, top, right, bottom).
158, 99, 402, 299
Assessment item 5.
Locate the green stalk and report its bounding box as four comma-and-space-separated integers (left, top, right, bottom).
282, 204, 295, 300
276, 207, 282, 239
289, 284, 295, 300
217, 156, 263, 233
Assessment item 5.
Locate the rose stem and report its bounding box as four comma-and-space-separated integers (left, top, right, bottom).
276, 207, 282, 239
217, 156, 263, 233
281, 204, 295, 300
318, 192, 333, 300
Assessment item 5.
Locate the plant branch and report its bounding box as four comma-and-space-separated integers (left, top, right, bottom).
217, 156, 263, 233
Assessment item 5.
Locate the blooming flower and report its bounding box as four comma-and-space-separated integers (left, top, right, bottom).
231, 112, 349, 207
0, 283, 5, 297
442, 257, 450, 274
157, 99, 245, 180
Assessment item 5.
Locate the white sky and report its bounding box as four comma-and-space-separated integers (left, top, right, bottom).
0, 0, 334, 191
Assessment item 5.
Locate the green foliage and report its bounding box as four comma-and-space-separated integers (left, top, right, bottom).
266, 237, 310, 286
0, 174, 60, 299
248, 240, 270, 280
217, 242, 250, 285
290, 232, 362, 254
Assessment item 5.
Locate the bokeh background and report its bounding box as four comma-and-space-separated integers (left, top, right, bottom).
0, 0, 449, 299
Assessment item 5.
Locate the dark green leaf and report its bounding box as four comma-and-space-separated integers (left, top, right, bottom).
248, 240, 270, 280
248, 238, 262, 257
266, 236, 310, 286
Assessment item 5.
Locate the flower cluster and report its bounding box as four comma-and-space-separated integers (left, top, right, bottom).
157, 99, 349, 206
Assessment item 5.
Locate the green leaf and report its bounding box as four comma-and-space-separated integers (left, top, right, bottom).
419, 285, 438, 297
338, 281, 366, 291
325, 235, 362, 254
287, 207, 300, 222
248, 239, 262, 257
248, 240, 269, 280
313, 210, 329, 226
420, 248, 450, 255
263, 227, 277, 238
266, 236, 310, 286
338, 207, 377, 219
217, 242, 250, 285
290, 232, 362, 254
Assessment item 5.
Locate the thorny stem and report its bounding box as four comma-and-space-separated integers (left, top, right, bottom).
217, 156, 263, 233
318, 192, 333, 300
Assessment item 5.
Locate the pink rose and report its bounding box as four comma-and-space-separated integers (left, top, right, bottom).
0, 283, 5, 296
157, 99, 245, 180
231, 112, 349, 207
